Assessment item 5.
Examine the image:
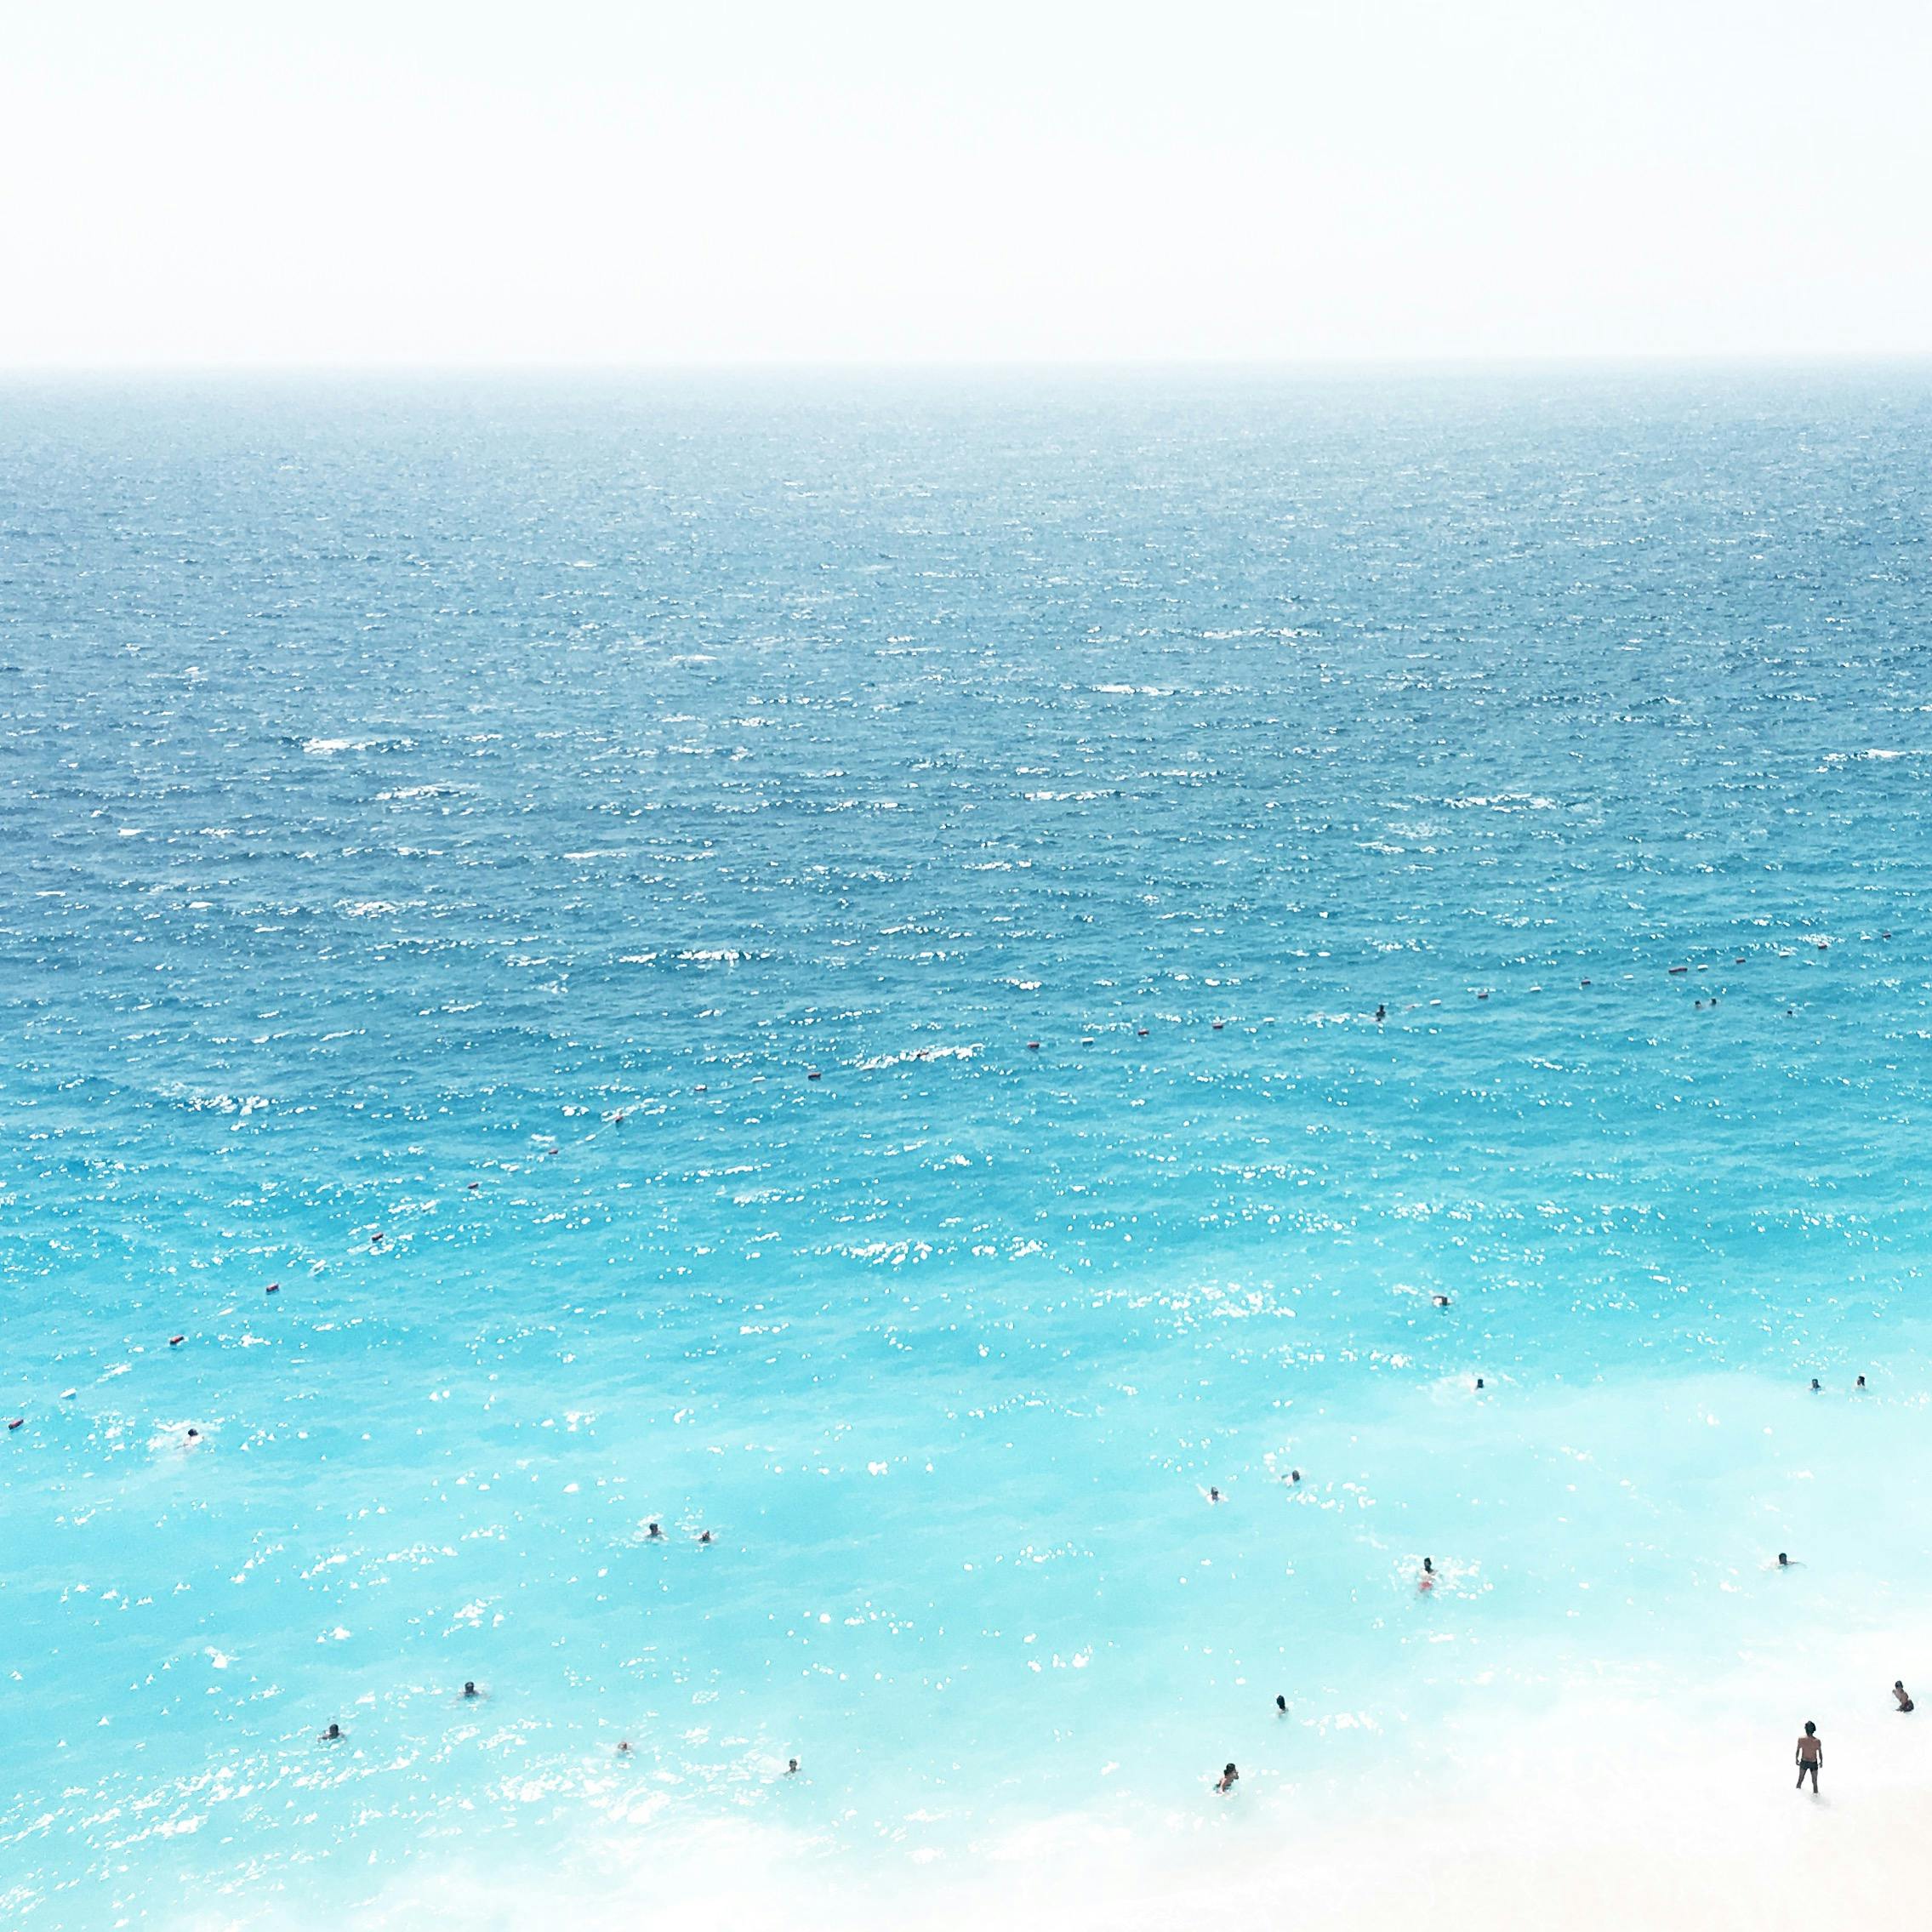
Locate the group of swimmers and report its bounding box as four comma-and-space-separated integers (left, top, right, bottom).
1212, 1368, 1904, 1798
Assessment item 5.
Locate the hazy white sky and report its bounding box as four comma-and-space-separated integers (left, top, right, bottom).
3, 1, 1929, 366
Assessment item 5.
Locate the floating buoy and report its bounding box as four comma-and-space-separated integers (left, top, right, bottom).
169, 1335, 185, 1347
1212, 1021, 1225, 1030
265, 1284, 279, 1295
1580, 978, 1591, 988
7, 1418, 22, 1431
807, 1069, 821, 1080
1026, 1042, 1040, 1051
1668, 966, 1687, 975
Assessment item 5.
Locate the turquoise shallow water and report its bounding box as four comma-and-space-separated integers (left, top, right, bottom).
3, 369, 1931, 1927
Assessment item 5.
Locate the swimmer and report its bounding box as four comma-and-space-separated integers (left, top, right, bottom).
1288, 1468, 1301, 1485
786, 1758, 801, 1775
1432, 1294, 1451, 1309
1474, 1377, 1485, 1390
1856, 1375, 1867, 1390
1777, 1551, 1799, 1569
468, 1182, 480, 1192
646, 1521, 664, 1540
697, 1530, 713, 1544
1274, 1695, 1288, 1715
1375, 1004, 1385, 1023
1214, 1762, 1240, 1793
462, 1680, 481, 1700
1795, 1721, 1821, 1792
321, 1722, 343, 1742
265, 1283, 279, 1294
1809, 1378, 1821, 1392
1419, 1557, 1436, 1592
371, 1232, 384, 1245
1208, 1486, 1222, 1503
1895, 1680, 1915, 1713
617, 1741, 632, 1756
185, 1428, 200, 1441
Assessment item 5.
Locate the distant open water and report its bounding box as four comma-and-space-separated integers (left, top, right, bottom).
3, 369, 1931, 1929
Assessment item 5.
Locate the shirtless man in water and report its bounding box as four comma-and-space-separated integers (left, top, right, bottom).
1795, 1722, 1822, 1792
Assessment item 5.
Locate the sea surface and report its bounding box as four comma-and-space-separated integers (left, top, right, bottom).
3, 368, 1931, 1929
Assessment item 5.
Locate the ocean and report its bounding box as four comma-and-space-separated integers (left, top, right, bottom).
3, 368, 1930, 1929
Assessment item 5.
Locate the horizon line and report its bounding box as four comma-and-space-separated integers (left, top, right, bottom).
6, 350, 1932, 380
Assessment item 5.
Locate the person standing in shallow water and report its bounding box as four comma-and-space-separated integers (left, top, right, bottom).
1895, 1681, 1914, 1713
1795, 1722, 1822, 1792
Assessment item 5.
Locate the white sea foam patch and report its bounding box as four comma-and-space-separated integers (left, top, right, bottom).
853, 1044, 983, 1072
301, 735, 415, 755
376, 784, 474, 801
235, 1677, 1932, 1932
162, 1085, 271, 1114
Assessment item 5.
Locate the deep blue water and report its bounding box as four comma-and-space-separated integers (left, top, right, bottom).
3, 370, 1931, 1928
